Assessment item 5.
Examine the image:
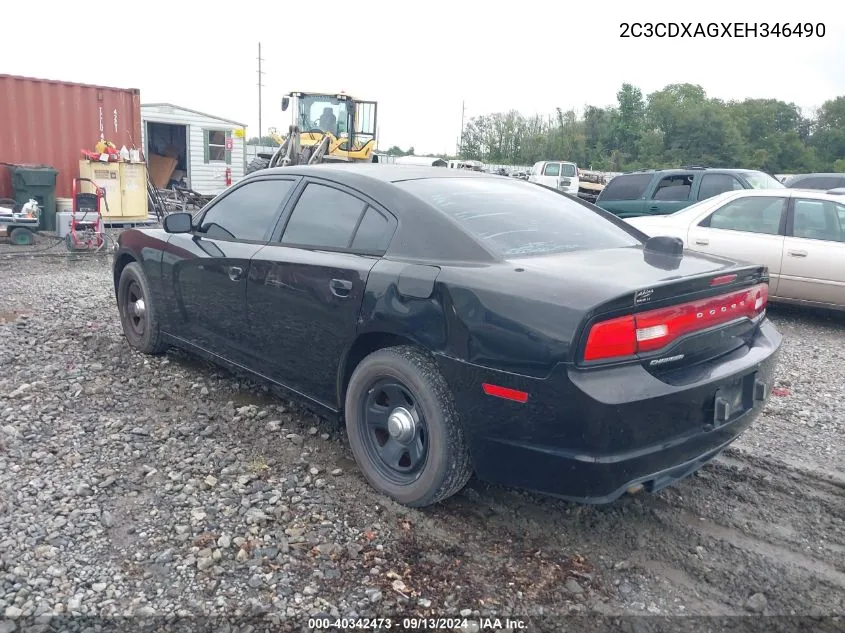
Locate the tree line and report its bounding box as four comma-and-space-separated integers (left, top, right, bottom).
457, 83, 845, 173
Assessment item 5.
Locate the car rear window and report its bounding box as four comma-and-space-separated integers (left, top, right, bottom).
788, 175, 845, 190
598, 173, 653, 201
396, 177, 641, 257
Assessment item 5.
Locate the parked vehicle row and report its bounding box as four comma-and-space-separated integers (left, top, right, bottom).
595, 167, 785, 217
626, 189, 845, 311
113, 165, 781, 508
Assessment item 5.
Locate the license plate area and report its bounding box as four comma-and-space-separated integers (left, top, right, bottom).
713, 372, 761, 426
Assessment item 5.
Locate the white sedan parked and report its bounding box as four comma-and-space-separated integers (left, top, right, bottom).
625, 188, 845, 311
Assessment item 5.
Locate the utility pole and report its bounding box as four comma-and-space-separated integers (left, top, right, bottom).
257, 43, 265, 141
459, 100, 466, 156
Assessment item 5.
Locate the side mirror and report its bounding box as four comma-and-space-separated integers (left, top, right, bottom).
281, 97, 290, 112
163, 212, 193, 234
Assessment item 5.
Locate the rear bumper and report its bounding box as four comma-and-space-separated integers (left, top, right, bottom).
435, 319, 782, 503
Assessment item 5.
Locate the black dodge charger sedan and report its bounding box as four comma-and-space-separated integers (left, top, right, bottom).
113, 164, 782, 507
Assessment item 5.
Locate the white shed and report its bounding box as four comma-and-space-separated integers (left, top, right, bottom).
140, 103, 247, 196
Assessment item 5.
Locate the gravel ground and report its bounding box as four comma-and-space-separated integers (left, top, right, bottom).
1, 240, 844, 631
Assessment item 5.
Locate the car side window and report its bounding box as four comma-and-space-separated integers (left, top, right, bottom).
792, 199, 845, 242
700, 196, 785, 235
698, 174, 744, 201
542, 163, 560, 177
350, 207, 394, 252
199, 179, 295, 241
651, 174, 693, 201
598, 173, 653, 201
281, 182, 366, 249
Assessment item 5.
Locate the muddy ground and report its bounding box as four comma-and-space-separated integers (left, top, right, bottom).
1, 247, 843, 632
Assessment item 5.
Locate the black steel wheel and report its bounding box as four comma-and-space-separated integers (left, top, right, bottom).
117, 262, 167, 355
359, 379, 429, 485
345, 346, 473, 507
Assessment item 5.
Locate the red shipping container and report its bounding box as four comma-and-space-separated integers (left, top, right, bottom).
0, 74, 141, 198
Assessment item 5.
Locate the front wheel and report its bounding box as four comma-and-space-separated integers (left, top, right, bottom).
117, 262, 167, 354
345, 346, 473, 507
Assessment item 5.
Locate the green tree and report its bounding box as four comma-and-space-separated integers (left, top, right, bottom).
454, 82, 841, 173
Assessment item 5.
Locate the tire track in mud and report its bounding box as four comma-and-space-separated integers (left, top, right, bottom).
403, 443, 845, 616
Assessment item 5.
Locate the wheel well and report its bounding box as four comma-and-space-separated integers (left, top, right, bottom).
338, 332, 418, 408
113, 253, 136, 293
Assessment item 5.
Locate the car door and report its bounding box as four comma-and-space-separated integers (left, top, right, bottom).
246, 179, 397, 406
686, 194, 788, 294
777, 197, 845, 307
161, 176, 299, 361
644, 172, 696, 215
595, 173, 653, 217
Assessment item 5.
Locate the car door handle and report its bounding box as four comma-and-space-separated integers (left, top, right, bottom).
648, 205, 659, 211
329, 278, 353, 298
228, 266, 244, 281
787, 249, 807, 258
694, 238, 709, 246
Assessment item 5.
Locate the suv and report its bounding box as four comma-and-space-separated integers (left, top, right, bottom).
783, 173, 845, 190
595, 167, 784, 218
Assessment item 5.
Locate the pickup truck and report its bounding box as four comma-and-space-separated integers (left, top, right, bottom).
595, 167, 784, 218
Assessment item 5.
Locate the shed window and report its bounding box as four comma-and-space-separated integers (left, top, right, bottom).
204, 130, 231, 164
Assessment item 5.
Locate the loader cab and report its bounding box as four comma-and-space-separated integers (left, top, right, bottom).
283, 92, 378, 158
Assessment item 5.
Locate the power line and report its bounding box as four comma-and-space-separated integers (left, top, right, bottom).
257, 43, 265, 140
459, 100, 466, 156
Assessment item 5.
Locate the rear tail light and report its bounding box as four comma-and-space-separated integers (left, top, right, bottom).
583, 283, 768, 362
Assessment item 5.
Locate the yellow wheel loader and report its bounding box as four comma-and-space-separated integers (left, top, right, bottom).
247, 92, 378, 173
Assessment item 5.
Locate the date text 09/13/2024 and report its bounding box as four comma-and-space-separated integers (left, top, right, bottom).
307, 617, 528, 629
620, 22, 826, 38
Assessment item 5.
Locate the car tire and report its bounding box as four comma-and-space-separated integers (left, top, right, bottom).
245, 156, 270, 174
117, 262, 167, 355
9, 227, 34, 246
345, 345, 473, 507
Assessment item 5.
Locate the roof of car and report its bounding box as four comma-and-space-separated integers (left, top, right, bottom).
251, 163, 502, 183
710, 188, 845, 201
618, 168, 766, 176
241, 164, 517, 264
787, 172, 845, 178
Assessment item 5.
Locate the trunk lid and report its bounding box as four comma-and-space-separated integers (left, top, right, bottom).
509, 245, 769, 372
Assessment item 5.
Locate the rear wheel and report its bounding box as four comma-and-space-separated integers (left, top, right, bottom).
9, 227, 34, 246
345, 346, 473, 507
117, 262, 167, 354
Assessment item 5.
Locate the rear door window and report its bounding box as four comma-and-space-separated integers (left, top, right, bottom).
651, 174, 693, 201
396, 177, 641, 257
350, 206, 395, 252
280, 182, 366, 249
792, 199, 845, 242
598, 173, 653, 201
560, 163, 577, 177
698, 174, 744, 200
542, 163, 561, 177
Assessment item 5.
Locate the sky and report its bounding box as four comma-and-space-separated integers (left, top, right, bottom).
3, 0, 843, 156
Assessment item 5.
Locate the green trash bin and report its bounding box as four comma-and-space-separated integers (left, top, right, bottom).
10, 165, 58, 232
